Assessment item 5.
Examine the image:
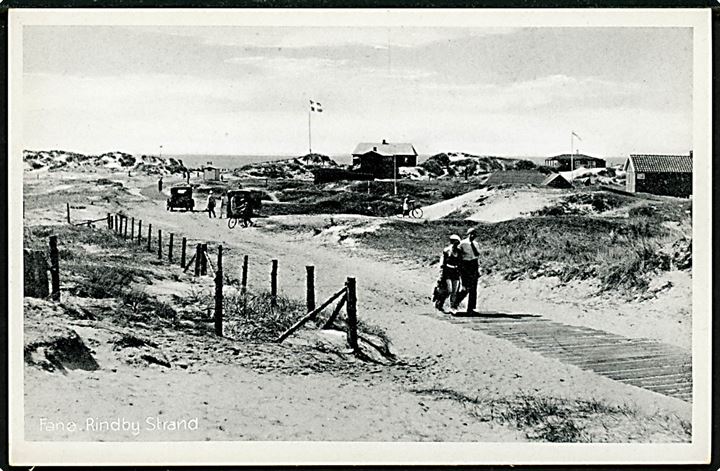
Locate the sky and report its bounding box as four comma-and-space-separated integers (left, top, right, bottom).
22, 25, 693, 157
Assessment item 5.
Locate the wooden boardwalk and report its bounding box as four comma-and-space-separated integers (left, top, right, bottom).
442, 312, 692, 402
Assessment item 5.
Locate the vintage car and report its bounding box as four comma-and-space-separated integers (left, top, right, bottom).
166, 185, 195, 211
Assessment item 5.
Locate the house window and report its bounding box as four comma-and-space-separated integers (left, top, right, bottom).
637, 173, 645, 180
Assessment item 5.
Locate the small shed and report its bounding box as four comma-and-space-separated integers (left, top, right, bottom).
545, 154, 606, 171
352, 140, 418, 179
624, 153, 692, 197
203, 165, 221, 181
485, 170, 572, 189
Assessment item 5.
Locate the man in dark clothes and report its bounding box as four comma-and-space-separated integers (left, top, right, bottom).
452, 228, 480, 314
158, 177, 163, 192
207, 191, 217, 218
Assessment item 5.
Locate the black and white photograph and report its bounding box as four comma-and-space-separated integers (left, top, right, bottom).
7, 8, 712, 466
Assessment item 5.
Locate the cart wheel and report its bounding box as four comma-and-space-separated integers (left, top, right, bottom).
228, 218, 238, 229
411, 208, 423, 218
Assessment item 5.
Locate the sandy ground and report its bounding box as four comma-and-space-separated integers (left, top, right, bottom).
416, 187, 562, 223
420, 189, 488, 220
465, 188, 563, 223
22, 170, 692, 442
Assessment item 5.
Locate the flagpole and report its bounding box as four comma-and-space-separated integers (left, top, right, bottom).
308, 109, 312, 154
570, 131, 574, 178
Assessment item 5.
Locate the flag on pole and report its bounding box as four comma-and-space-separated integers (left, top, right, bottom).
310, 100, 323, 113
571, 131, 582, 141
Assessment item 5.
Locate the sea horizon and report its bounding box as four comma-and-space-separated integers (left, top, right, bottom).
172, 153, 629, 170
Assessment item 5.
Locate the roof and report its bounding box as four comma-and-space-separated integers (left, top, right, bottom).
546, 154, 605, 162
485, 170, 548, 186
627, 154, 693, 173
541, 173, 572, 187
353, 142, 417, 156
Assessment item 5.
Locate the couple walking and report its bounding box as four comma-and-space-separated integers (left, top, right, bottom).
433, 228, 481, 315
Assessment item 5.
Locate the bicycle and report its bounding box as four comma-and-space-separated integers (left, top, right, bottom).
410, 207, 423, 218
403, 200, 423, 219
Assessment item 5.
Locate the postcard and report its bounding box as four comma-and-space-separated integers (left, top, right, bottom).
8, 7, 712, 466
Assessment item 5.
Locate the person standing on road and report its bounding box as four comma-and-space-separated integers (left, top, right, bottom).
241, 197, 254, 227
158, 176, 163, 193
219, 193, 228, 219
207, 191, 217, 218
434, 234, 462, 312
452, 228, 481, 314
402, 196, 410, 217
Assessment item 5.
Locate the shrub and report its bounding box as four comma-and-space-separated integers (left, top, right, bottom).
223, 291, 307, 341
72, 265, 142, 298
515, 160, 537, 170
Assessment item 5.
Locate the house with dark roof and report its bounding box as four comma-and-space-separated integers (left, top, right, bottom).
545, 153, 606, 171
623, 153, 693, 197
485, 170, 572, 189
352, 140, 418, 179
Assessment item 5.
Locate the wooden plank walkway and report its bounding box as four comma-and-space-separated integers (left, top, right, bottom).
440, 311, 692, 402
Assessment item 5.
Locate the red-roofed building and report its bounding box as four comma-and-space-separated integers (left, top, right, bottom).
623, 153, 693, 197
545, 153, 606, 171
352, 140, 418, 179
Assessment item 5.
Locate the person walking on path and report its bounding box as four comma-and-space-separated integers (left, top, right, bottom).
241, 197, 254, 227
158, 176, 163, 193
207, 191, 217, 218
219, 193, 228, 219
433, 234, 462, 312
452, 228, 481, 314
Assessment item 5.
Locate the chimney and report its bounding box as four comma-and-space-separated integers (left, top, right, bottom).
689, 150, 693, 158
373, 146, 377, 151
382, 139, 388, 145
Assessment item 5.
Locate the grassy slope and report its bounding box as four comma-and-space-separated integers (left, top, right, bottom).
355, 193, 691, 292
256, 179, 481, 217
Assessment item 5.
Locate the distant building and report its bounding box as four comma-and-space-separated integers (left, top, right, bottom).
545, 154, 606, 171
485, 170, 572, 189
352, 140, 418, 179
203, 165, 221, 181
624, 153, 693, 198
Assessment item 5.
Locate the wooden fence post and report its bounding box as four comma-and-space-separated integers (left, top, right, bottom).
168, 233, 174, 263
123, 217, 128, 239
131, 217, 135, 241
147, 224, 152, 251
194, 243, 201, 276
137, 220, 142, 244
66, 203, 70, 224
346, 277, 358, 352
200, 244, 208, 275
270, 259, 278, 307
49, 235, 61, 302
306, 265, 315, 313
107, 212, 111, 230
214, 245, 223, 336
181, 237, 187, 267
157, 229, 163, 259
241, 255, 249, 293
